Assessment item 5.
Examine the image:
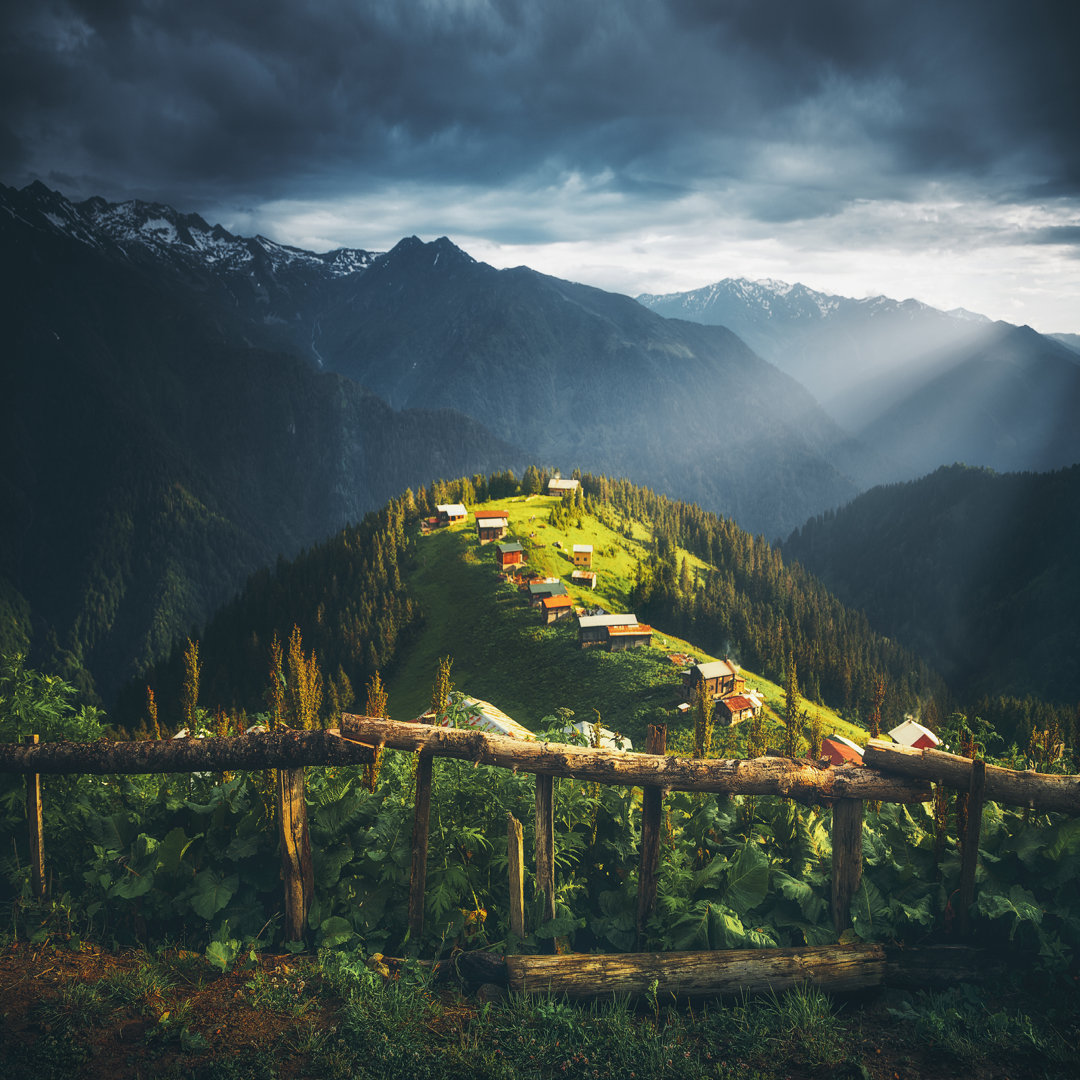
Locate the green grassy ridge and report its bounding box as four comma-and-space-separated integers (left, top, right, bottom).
387, 494, 868, 751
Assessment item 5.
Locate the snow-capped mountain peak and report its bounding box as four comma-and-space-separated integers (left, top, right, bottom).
4, 181, 381, 280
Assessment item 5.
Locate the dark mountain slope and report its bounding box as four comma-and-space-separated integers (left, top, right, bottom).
783, 464, 1080, 704
0, 194, 521, 705
638, 279, 1080, 481
852, 325, 1080, 479
314, 236, 869, 537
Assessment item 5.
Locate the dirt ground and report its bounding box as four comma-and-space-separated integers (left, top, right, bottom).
0, 941, 1073, 1080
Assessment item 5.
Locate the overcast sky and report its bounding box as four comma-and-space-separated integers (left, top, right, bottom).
4, 0, 1078, 332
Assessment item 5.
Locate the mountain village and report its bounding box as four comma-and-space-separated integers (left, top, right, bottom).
420, 482, 940, 764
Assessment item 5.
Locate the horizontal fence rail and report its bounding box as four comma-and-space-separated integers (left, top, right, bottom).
339, 715, 932, 803
863, 739, 1080, 815
0, 729, 374, 775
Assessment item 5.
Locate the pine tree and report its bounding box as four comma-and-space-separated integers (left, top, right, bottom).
180, 638, 201, 733
146, 685, 162, 740
364, 671, 389, 791
430, 655, 454, 718
869, 675, 886, 739
267, 632, 286, 731
286, 624, 323, 730
783, 651, 804, 757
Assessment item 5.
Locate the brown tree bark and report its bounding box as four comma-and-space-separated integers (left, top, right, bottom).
506, 943, 886, 998
0, 729, 373, 774
276, 767, 313, 942
863, 739, 1080, 814
340, 716, 930, 803
636, 724, 667, 945
831, 799, 863, 936
408, 751, 434, 943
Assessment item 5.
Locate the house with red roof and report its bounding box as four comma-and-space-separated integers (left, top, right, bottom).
888, 719, 941, 750
540, 594, 574, 624
821, 734, 865, 766
606, 623, 653, 651
475, 511, 510, 544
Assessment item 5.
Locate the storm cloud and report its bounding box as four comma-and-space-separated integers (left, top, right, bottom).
3, 0, 1078, 329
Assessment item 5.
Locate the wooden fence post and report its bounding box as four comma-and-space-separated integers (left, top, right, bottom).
636, 724, 667, 945
408, 751, 434, 943
957, 759, 987, 938
535, 773, 555, 948
508, 812, 525, 940
276, 766, 313, 941
23, 735, 45, 902
831, 798, 863, 936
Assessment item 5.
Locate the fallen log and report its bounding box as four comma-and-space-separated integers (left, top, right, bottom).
340, 715, 931, 803
0, 729, 373, 775
883, 944, 1006, 990
505, 943, 886, 999
863, 739, 1080, 815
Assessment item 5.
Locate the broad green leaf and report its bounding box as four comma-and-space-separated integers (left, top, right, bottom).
706, 904, 747, 949
850, 878, 890, 940
772, 869, 826, 924
318, 915, 355, 949
976, 883, 1042, 939
190, 870, 238, 920
724, 842, 769, 914
111, 868, 154, 900
224, 832, 262, 860
690, 854, 730, 895
1045, 818, 1080, 862
155, 827, 195, 874
205, 939, 238, 972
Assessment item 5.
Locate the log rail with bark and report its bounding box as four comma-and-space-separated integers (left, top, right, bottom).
340, 714, 931, 803
863, 738, 1080, 815
0, 728, 373, 774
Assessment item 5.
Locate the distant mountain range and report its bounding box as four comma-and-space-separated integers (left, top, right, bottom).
638, 279, 1080, 480
3, 181, 872, 537
5, 179, 1079, 711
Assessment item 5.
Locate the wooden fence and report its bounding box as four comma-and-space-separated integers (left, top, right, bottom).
2, 719, 1078, 998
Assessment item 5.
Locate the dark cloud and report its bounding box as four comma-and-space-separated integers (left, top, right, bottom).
1026, 226, 1080, 246
1, 0, 1078, 221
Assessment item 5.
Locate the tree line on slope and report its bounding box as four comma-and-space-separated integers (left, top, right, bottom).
119, 468, 952, 746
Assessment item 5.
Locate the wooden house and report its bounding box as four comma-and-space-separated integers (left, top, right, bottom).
682, 660, 744, 700
475, 511, 510, 544
436, 503, 467, 525
606, 623, 652, 651
548, 477, 580, 495
571, 569, 597, 589
495, 541, 524, 569
528, 580, 568, 606
578, 612, 638, 648
888, 719, 941, 750
541, 594, 574, 624
716, 693, 758, 727
821, 734, 865, 766
572, 544, 593, 568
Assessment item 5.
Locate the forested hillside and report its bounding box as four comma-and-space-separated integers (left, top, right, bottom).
126, 471, 944, 740
783, 464, 1080, 723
